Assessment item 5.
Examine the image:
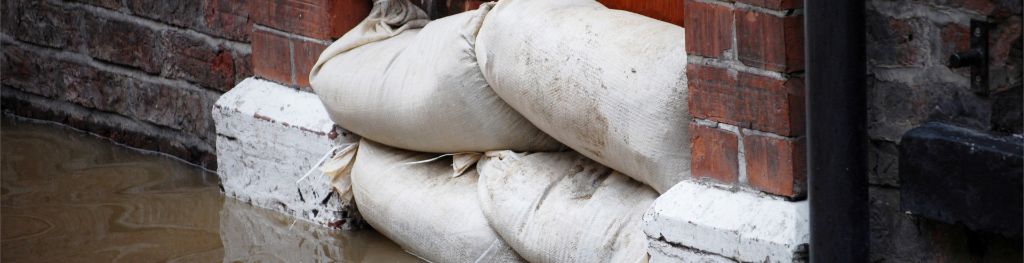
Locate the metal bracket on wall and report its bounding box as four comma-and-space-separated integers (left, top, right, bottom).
948, 20, 990, 95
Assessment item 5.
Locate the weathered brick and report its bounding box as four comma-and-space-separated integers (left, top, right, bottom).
234, 51, 253, 85
292, 39, 327, 88
3, 44, 215, 142
2, 1, 77, 49
82, 12, 161, 73
251, 0, 370, 40
865, 10, 928, 67
744, 133, 805, 197
201, 0, 252, 41
599, 0, 685, 27
1, 44, 43, 92
160, 30, 237, 91
127, 0, 203, 28
252, 29, 293, 85
736, 10, 803, 72
0, 91, 217, 169
690, 123, 739, 184
2, 44, 68, 99
940, 23, 970, 55
734, 0, 801, 10
684, 0, 733, 58
688, 65, 804, 136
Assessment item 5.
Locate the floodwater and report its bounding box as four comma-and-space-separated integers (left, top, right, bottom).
1, 117, 421, 262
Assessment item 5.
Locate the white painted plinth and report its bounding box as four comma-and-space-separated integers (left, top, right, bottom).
643, 181, 810, 262
213, 77, 360, 229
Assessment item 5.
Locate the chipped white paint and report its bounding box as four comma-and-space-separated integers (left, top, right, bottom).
214, 77, 360, 229
643, 180, 810, 262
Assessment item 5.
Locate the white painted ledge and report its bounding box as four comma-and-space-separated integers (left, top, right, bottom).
213, 77, 360, 229
643, 181, 810, 262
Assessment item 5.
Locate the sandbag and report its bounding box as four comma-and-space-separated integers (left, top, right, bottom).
475, 0, 689, 193
477, 151, 657, 263
310, 1, 561, 153
350, 139, 524, 263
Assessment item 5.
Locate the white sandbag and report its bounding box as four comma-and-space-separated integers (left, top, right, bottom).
310, 1, 561, 153
475, 0, 689, 193
477, 151, 658, 263
351, 139, 524, 263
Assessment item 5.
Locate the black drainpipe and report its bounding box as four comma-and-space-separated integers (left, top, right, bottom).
805, 0, 869, 262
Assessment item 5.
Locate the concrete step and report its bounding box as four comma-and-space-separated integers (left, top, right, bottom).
644, 180, 810, 262
213, 77, 360, 229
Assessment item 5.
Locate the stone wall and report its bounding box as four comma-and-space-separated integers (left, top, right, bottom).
865, 0, 1022, 261
2, 0, 253, 169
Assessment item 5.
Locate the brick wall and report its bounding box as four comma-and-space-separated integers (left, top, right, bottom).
683, 0, 806, 198
864, 0, 1022, 261
2, 0, 254, 169
250, 0, 370, 90
0, 0, 685, 171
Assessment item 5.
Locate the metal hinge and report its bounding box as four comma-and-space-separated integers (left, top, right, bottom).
948, 20, 990, 96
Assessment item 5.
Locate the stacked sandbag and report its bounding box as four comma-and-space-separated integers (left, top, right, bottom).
309, 0, 561, 153
477, 151, 658, 263
351, 139, 524, 263
475, 0, 690, 193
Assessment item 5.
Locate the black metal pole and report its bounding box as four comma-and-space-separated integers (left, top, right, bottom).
805, 0, 869, 262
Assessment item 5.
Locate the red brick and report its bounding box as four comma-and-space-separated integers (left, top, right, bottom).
202, 0, 252, 41
600, 0, 685, 27
329, 0, 373, 38
736, 10, 803, 72
252, 0, 370, 40
744, 134, 805, 197
688, 65, 737, 125
691, 123, 740, 184
160, 30, 237, 91
734, 0, 801, 10
252, 29, 292, 85
684, 0, 733, 58
293, 39, 327, 89
687, 65, 805, 136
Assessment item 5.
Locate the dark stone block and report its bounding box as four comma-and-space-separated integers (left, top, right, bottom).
899, 122, 1023, 239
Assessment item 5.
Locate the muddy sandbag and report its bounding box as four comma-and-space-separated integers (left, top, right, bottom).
310, 1, 561, 153
477, 151, 658, 263
475, 0, 689, 193
351, 139, 524, 262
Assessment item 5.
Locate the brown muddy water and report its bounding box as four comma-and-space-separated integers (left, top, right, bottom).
1, 117, 421, 262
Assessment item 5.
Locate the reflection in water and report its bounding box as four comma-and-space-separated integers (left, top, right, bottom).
1, 117, 420, 262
